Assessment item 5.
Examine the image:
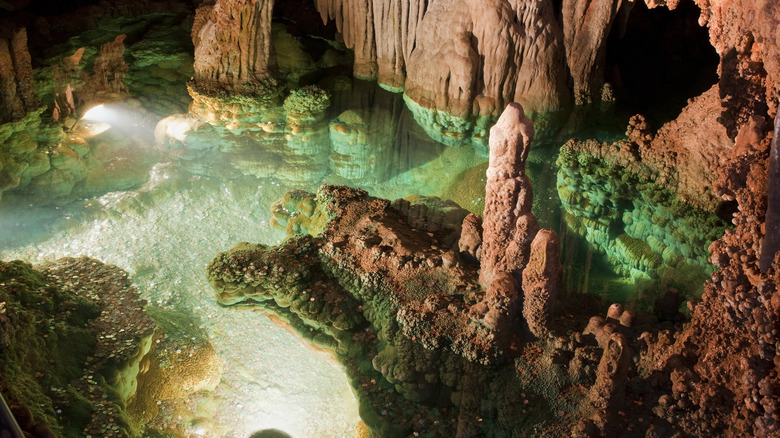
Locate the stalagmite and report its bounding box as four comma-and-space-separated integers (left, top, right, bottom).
480, 102, 538, 287
522, 228, 562, 339
590, 332, 630, 410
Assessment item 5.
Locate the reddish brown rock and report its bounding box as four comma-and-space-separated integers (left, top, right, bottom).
480, 102, 538, 287
693, 0, 779, 132
521, 228, 562, 339
643, 85, 734, 209
192, 0, 277, 93
0, 27, 38, 123
458, 213, 482, 262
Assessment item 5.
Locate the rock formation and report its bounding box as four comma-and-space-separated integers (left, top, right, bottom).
0, 27, 39, 124
313, 0, 380, 81
522, 228, 562, 339
562, 0, 626, 104
192, 0, 277, 94
479, 102, 538, 287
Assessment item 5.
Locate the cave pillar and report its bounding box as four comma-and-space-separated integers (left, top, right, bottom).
562, 0, 625, 104
192, 0, 278, 94
480, 102, 539, 288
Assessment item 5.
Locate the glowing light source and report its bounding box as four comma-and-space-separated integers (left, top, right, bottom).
82, 104, 113, 122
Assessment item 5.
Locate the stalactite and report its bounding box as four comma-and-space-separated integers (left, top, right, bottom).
760, 112, 780, 272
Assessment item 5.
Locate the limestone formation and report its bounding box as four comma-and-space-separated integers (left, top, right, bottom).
479, 102, 538, 287
0, 27, 38, 123
402, 0, 569, 147
314, 0, 379, 80
458, 213, 483, 262
192, 0, 277, 94
562, 0, 626, 104
521, 228, 562, 339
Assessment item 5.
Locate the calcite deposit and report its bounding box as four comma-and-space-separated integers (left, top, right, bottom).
479, 103, 538, 287
192, 0, 277, 94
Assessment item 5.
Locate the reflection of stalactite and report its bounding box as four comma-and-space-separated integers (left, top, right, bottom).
282, 108, 330, 184
324, 79, 445, 184
329, 109, 392, 183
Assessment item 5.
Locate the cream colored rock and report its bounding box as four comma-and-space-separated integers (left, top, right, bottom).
193, 0, 277, 93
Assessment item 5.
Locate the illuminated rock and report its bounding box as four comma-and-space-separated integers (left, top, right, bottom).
192, 0, 277, 94
479, 102, 538, 288
522, 228, 562, 339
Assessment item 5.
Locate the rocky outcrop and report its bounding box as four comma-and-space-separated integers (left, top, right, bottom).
691, 0, 779, 136
479, 102, 538, 287
192, 0, 277, 94
0, 27, 39, 123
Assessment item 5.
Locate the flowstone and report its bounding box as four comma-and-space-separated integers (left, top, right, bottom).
556, 140, 728, 300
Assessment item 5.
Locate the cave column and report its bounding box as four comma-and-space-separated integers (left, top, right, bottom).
479, 102, 539, 288
192, 0, 278, 94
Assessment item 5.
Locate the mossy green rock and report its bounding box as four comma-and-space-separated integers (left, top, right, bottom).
556, 145, 727, 298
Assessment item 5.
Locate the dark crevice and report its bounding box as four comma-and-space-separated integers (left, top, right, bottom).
605, 0, 719, 127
